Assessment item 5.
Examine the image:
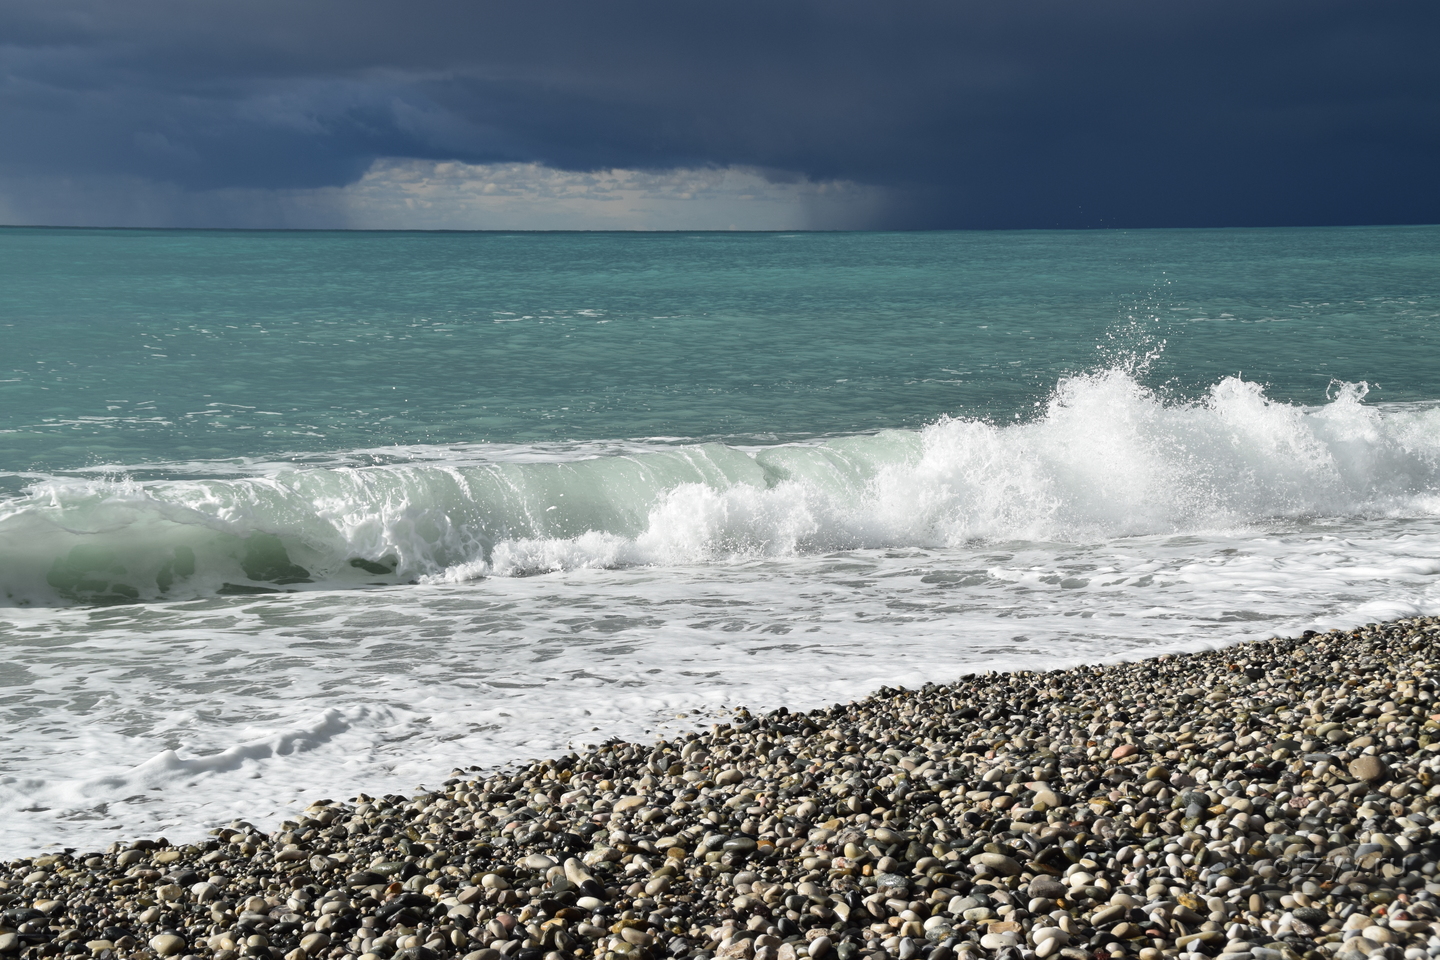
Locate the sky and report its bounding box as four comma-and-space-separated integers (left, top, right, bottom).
0, 0, 1436, 231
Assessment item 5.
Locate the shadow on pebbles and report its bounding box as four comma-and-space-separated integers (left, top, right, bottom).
7, 617, 1440, 960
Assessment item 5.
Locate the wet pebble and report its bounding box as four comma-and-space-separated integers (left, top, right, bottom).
7, 616, 1440, 960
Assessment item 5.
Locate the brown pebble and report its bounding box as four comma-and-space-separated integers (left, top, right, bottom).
9, 614, 1440, 960
1349, 754, 1389, 782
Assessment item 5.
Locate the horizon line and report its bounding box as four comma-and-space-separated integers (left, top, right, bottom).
3, 221, 1438, 236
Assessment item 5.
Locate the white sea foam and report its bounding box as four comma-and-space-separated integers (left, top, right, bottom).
2, 372, 1438, 606
2, 370, 1440, 855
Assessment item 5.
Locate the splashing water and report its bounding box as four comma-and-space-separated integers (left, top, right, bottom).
3, 371, 1436, 606
5, 225, 1440, 857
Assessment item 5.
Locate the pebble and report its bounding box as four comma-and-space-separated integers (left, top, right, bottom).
149, 933, 186, 956
1349, 755, 1389, 783
976, 931, 1015, 949
1032, 924, 1066, 942
971, 852, 1020, 876
1030, 788, 1061, 809
301, 932, 331, 952
7, 616, 1440, 960
1034, 939, 1062, 958
1027, 876, 1066, 900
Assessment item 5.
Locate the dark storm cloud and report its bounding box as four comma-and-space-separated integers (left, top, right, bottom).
0, 0, 1436, 228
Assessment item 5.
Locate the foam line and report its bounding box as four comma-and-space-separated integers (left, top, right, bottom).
2, 371, 1437, 606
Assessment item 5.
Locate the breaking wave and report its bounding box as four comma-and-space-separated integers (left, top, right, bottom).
4, 370, 1439, 606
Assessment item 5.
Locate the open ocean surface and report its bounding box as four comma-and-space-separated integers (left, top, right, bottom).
2, 224, 1439, 857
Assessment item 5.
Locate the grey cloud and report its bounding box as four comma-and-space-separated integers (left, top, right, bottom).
0, 0, 1436, 227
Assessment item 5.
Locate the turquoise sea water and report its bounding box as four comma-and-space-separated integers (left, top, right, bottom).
4, 226, 1438, 475
1, 224, 1439, 855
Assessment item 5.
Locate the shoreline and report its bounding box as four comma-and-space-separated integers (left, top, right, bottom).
5, 618, 1440, 960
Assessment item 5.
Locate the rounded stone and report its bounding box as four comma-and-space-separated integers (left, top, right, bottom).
875, 873, 908, 892
1360, 926, 1393, 944
798, 881, 826, 902
973, 852, 1021, 876
619, 927, 651, 946
874, 827, 905, 846
0, 617, 1426, 960
300, 934, 330, 953
1349, 755, 1389, 783
1032, 789, 1061, 808
1028, 877, 1066, 900
1030, 927, 1067, 946
922, 921, 953, 943
150, 934, 187, 957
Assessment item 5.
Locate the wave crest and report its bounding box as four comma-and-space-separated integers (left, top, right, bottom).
3, 371, 1438, 605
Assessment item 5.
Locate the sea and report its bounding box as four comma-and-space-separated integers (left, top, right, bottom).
2, 224, 1439, 858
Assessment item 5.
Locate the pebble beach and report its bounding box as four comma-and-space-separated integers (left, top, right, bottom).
5, 616, 1440, 960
